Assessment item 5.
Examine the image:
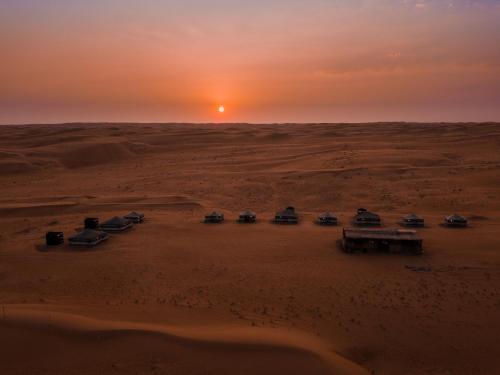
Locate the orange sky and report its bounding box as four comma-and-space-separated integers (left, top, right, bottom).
1, 0, 500, 124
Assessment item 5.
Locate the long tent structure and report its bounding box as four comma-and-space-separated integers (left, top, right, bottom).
343, 228, 423, 254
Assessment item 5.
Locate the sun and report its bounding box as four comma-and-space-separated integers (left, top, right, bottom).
218, 105, 225, 113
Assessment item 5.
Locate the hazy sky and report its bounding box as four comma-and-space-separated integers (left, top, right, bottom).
1, 0, 500, 124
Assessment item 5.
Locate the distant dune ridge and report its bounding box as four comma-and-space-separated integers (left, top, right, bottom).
0, 123, 500, 375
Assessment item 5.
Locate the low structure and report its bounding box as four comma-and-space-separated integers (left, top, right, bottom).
343, 228, 423, 254
317, 212, 338, 225
238, 210, 257, 223
402, 213, 425, 227
100, 216, 133, 232
445, 214, 468, 227
354, 210, 381, 226
46, 232, 64, 246
124, 211, 145, 223
205, 211, 224, 223
68, 229, 109, 247
84, 217, 99, 229
274, 206, 298, 224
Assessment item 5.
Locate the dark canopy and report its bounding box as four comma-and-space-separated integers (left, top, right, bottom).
102, 216, 132, 227
69, 229, 108, 242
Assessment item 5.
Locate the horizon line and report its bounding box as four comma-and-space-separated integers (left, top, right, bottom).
2, 121, 500, 127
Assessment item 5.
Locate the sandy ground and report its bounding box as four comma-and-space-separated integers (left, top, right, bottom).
0, 122, 499, 374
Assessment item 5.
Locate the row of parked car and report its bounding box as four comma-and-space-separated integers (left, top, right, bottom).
204, 207, 469, 227
45, 211, 144, 247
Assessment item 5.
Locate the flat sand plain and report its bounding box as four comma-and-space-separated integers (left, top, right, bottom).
0, 122, 499, 374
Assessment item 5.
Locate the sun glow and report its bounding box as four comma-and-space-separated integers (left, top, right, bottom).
218, 105, 225, 113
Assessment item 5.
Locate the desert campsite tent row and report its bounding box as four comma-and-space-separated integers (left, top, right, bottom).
44, 212, 146, 248
201, 209, 469, 227
43, 209, 471, 249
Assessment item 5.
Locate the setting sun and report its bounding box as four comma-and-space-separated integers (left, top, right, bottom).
218, 105, 225, 114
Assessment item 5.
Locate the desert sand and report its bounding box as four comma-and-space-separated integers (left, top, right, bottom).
0, 122, 499, 374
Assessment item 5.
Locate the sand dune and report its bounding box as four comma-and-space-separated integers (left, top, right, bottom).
0, 195, 203, 217
0, 306, 367, 375
0, 123, 500, 374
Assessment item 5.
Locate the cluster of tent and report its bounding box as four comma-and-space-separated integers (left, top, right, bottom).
44, 207, 469, 252
205, 207, 469, 228
204, 207, 301, 224
45, 212, 144, 248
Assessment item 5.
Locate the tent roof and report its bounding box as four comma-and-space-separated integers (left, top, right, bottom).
125, 211, 144, 218
356, 211, 380, 220
319, 212, 337, 219
344, 228, 421, 241
446, 214, 467, 222
276, 209, 298, 217
102, 216, 130, 226
404, 213, 423, 221
69, 229, 106, 241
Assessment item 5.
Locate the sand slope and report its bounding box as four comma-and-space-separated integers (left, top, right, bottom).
0, 306, 367, 375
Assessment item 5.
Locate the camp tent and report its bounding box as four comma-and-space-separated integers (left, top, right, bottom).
445, 214, 468, 227
68, 229, 109, 247
317, 212, 338, 225
84, 217, 99, 229
100, 216, 133, 232
275, 207, 298, 224
402, 213, 425, 227
205, 211, 224, 223
124, 211, 145, 223
46, 232, 64, 246
354, 210, 381, 226
238, 210, 257, 223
